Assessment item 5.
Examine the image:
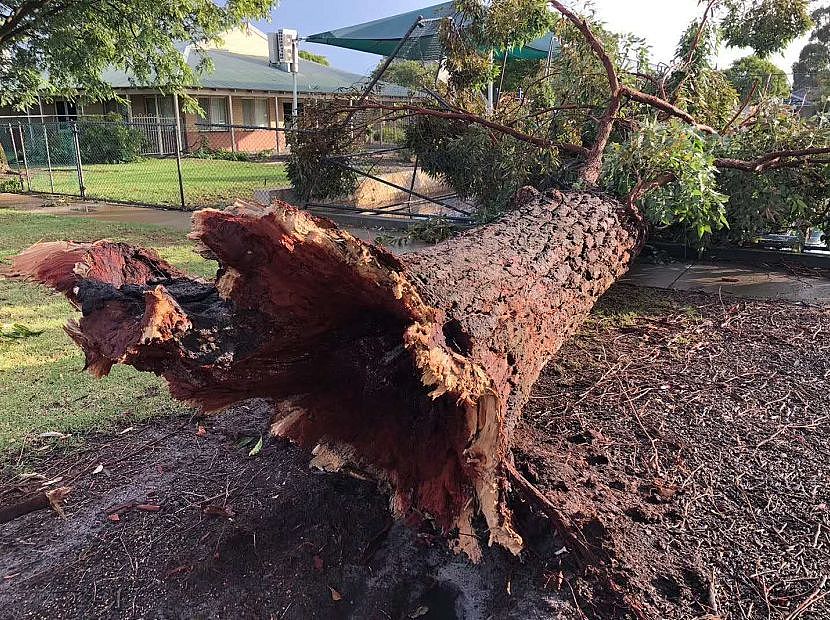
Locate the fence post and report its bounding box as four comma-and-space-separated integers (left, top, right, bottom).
42, 124, 55, 194
173, 93, 186, 210
7, 122, 24, 192
17, 122, 31, 192
70, 121, 86, 201
407, 154, 420, 217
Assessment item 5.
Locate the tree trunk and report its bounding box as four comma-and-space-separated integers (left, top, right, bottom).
9, 188, 643, 559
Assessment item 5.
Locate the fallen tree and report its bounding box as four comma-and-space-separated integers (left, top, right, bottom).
11, 188, 639, 559
8, 0, 830, 578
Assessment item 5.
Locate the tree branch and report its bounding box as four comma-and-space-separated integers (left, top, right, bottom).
0, 0, 52, 44
722, 81, 758, 134
341, 101, 590, 159
627, 173, 677, 206
715, 147, 830, 172
547, 0, 621, 185
668, 0, 719, 104
621, 86, 716, 133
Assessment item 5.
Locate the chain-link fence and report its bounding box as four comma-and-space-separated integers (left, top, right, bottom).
0, 113, 417, 211
0, 115, 382, 209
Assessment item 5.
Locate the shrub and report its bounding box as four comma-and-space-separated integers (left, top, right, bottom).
77, 114, 145, 164
368, 126, 407, 145
287, 103, 359, 201
0, 176, 21, 192
190, 138, 274, 162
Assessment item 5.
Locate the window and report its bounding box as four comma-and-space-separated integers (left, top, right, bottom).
143, 96, 158, 117
241, 98, 269, 128
196, 97, 229, 130
55, 100, 78, 122
282, 102, 303, 125
141, 96, 174, 119
102, 100, 127, 117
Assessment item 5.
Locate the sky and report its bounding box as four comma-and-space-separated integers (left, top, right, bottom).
253, 0, 812, 77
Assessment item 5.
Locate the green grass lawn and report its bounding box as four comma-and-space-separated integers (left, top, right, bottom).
0, 209, 216, 455
27, 158, 289, 208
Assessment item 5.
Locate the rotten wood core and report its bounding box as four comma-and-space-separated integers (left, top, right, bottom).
9, 190, 642, 560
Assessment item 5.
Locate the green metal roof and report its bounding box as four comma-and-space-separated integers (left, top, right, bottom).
306, 1, 560, 62
100, 50, 410, 97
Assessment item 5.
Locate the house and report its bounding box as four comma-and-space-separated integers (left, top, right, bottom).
0, 25, 409, 154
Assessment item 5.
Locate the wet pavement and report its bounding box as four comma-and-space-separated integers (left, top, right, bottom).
0, 193, 420, 251
0, 193, 195, 231
623, 262, 830, 305
3, 193, 829, 305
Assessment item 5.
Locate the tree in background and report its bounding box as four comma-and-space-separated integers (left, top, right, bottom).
720, 0, 812, 56
793, 5, 830, 100
725, 55, 791, 101
370, 59, 440, 90
0, 0, 278, 110
298, 50, 329, 66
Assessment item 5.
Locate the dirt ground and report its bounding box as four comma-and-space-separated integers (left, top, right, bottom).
1, 284, 828, 619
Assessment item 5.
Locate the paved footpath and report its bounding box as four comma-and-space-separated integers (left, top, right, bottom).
4, 193, 830, 305
624, 260, 830, 305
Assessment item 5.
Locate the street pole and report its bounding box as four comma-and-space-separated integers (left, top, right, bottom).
173, 93, 186, 210
291, 37, 299, 124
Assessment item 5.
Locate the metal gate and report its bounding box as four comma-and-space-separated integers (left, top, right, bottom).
131, 115, 178, 155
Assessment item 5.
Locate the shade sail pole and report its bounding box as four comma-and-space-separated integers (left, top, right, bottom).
354, 16, 424, 108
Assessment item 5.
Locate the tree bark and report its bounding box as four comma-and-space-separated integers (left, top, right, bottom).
9, 188, 643, 559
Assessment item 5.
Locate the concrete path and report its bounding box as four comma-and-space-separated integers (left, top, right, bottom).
624, 261, 830, 305
4, 193, 830, 304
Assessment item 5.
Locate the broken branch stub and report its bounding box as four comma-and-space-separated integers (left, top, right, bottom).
9, 190, 641, 559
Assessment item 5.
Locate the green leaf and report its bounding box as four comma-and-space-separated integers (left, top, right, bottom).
248, 435, 264, 457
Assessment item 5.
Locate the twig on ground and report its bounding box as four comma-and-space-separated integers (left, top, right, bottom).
0, 486, 72, 523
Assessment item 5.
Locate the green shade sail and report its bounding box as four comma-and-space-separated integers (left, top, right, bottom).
306, 1, 560, 62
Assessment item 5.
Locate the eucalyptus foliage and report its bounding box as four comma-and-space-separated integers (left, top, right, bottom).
291, 0, 828, 248
370, 60, 439, 90
603, 121, 729, 240
285, 103, 359, 202
717, 103, 830, 240
298, 50, 329, 66
406, 118, 561, 222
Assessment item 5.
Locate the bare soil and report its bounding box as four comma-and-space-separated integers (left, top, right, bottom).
1, 284, 828, 619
